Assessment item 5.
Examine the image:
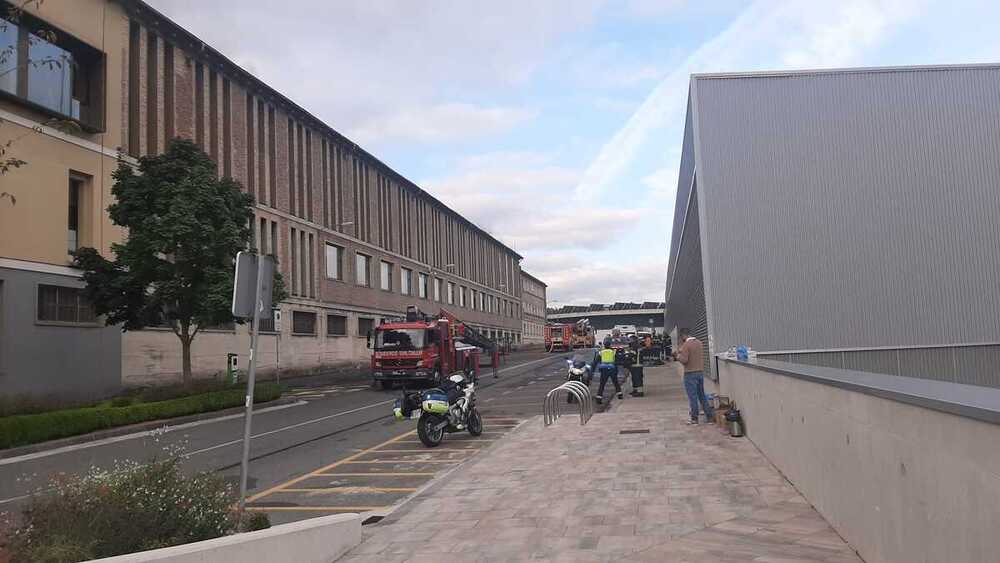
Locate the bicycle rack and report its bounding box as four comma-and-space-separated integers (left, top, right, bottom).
543, 380, 593, 426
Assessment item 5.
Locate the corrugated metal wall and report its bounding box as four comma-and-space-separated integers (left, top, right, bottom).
689, 67, 1000, 375
764, 344, 1000, 387
665, 188, 713, 379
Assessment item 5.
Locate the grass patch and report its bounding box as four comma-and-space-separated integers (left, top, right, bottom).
0, 383, 284, 450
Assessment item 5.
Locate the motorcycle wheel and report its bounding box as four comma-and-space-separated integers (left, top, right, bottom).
467, 408, 483, 436
418, 414, 444, 447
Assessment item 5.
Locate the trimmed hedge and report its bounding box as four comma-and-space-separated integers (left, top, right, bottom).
0, 383, 284, 450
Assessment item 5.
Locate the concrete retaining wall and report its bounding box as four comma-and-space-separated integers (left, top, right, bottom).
90, 513, 361, 563
719, 361, 1000, 563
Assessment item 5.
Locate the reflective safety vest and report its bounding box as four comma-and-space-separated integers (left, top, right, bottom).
600, 348, 616, 364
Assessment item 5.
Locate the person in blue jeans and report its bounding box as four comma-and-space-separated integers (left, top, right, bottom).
674, 328, 715, 424
595, 344, 623, 405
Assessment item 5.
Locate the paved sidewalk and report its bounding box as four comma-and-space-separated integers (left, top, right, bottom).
339, 365, 862, 562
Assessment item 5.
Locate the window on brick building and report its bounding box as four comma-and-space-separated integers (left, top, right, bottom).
292, 311, 316, 335
380, 261, 392, 291
327, 314, 346, 336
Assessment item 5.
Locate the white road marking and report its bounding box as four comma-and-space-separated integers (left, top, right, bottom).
184, 399, 398, 456
0, 354, 564, 470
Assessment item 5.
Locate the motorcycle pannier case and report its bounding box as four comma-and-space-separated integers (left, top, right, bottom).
421, 391, 450, 414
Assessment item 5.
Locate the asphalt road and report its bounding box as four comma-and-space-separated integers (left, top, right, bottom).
0, 350, 618, 525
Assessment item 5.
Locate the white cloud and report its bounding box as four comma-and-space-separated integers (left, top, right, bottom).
347, 103, 536, 144
573, 0, 925, 203
623, 0, 688, 18
422, 150, 642, 253
592, 96, 641, 113
641, 146, 681, 201
525, 253, 667, 305
563, 42, 667, 90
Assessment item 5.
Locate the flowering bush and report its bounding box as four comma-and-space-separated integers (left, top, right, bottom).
4, 454, 268, 562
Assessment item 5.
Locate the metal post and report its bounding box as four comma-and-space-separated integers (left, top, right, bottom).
238, 255, 264, 513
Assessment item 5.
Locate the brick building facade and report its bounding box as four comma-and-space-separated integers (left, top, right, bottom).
520, 271, 547, 345
0, 0, 524, 394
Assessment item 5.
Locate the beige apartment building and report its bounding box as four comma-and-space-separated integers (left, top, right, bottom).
0, 0, 524, 397
520, 271, 547, 345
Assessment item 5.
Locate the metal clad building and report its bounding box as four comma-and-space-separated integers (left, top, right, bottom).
666, 65, 1000, 386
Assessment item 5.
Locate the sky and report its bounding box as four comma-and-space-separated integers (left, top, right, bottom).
148, 0, 1000, 308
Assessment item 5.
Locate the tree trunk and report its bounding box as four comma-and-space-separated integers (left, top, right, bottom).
180, 332, 193, 387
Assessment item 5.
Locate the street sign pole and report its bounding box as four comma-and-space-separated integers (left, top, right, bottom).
237, 254, 264, 513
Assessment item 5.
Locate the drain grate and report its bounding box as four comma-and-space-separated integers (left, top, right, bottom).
619, 429, 650, 434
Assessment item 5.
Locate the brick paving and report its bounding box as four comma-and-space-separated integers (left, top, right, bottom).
338, 365, 863, 562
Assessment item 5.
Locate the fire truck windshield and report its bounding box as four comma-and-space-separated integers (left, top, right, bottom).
375, 328, 428, 351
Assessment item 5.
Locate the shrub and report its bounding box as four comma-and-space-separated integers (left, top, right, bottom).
136, 380, 234, 404
108, 397, 133, 408
0, 383, 284, 450
0, 395, 92, 418
6, 455, 269, 562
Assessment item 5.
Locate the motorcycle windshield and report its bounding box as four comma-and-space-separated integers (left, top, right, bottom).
375, 328, 428, 351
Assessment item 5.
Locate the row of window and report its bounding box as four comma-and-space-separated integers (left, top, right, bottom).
29, 282, 527, 348
522, 280, 545, 299
523, 321, 545, 338
523, 302, 546, 317
289, 310, 369, 337
324, 243, 521, 318
123, 22, 518, 292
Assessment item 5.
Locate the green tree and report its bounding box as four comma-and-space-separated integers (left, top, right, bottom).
73, 139, 286, 386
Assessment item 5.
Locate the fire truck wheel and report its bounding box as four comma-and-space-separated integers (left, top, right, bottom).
380, 380, 394, 391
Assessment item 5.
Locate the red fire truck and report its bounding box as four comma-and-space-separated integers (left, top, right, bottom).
544, 323, 573, 352
370, 306, 498, 389
570, 319, 596, 349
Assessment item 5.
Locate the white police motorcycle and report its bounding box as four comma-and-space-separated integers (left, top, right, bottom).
565, 350, 596, 403
393, 373, 482, 447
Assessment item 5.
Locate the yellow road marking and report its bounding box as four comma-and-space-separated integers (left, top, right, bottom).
280, 487, 418, 494
343, 460, 458, 464
246, 429, 416, 502
395, 439, 495, 444
245, 506, 387, 512
316, 472, 438, 477
372, 448, 479, 453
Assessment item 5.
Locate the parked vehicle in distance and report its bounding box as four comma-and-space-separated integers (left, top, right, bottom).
370, 306, 496, 389
570, 319, 596, 348
545, 323, 573, 352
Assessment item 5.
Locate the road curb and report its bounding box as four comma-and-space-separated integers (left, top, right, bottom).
0, 397, 300, 460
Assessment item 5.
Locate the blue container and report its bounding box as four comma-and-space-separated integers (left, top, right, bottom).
736, 346, 749, 361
